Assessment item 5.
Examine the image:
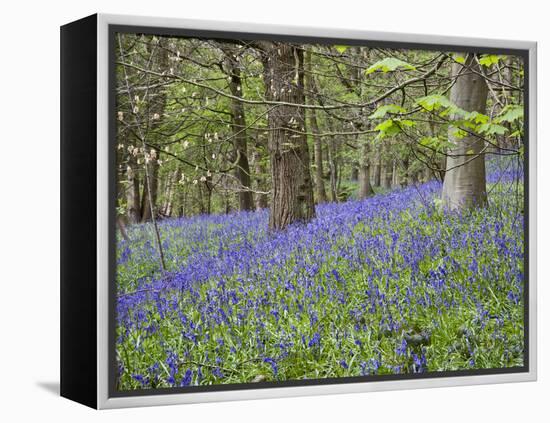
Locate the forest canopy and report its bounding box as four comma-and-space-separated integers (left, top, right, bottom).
115, 34, 524, 229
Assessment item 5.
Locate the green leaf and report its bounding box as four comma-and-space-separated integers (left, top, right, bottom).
419, 136, 440, 147
400, 119, 416, 127
368, 104, 406, 119
450, 127, 468, 139
494, 105, 523, 124
453, 54, 466, 64
335, 45, 349, 54
464, 111, 490, 124
479, 54, 501, 67
416, 94, 453, 111
477, 123, 508, 135
374, 119, 395, 132
366, 58, 416, 74
374, 119, 402, 138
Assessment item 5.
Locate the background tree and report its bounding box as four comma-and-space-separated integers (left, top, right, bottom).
441, 54, 489, 210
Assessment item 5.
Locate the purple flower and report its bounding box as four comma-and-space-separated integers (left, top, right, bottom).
180, 369, 193, 386
263, 357, 278, 376
396, 339, 408, 356
308, 332, 321, 348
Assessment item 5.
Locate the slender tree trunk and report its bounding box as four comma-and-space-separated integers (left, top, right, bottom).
351, 167, 359, 182
126, 156, 141, 223
251, 142, 268, 210
225, 49, 254, 211
140, 39, 168, 223
392, 160, 399, 188
262, 42, 315, 230
442, 53, 489, 210
326, 134, 338, 202
358, 138, 374, 198
140, 160, 159, 222
373, 151, 381, 187
305, 51, 327, 204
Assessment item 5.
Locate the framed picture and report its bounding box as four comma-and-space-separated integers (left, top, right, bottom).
60, 13, 537, 409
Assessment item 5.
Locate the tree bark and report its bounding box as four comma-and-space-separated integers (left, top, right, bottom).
373, 151, 381, 187
262, 42, 315, 230
224, 49, 254, 211
358, 139, 374, 199
251, 142, 268, 210
140, 160, 159, 222
126, 156, 141, 224
442, 53, 489, 211
305, 51, 327, 204
140, 39, 168, 223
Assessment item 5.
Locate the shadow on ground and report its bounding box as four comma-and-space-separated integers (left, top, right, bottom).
36, 381, 60, 396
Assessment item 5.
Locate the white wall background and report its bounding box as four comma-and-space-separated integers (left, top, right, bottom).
0, 0, 547, 420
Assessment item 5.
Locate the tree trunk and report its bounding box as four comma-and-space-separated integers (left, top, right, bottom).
126, 156, 141, 224
359, 165, 374, 199
442, 53, 489, 210
358, 140, 374, 199
305, 51, 327, 204
392, 160, 399, 188
251, 142, 268, 210
225, 49, 254, 211
327, 136, 338, 202
351, 167, 359, 182
140, 160, 159, 222
373, 151, 381, 187
140, 39, 168, 223
262, 42, 315, 230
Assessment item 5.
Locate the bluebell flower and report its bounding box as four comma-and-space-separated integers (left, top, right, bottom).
263, 357, 278, 376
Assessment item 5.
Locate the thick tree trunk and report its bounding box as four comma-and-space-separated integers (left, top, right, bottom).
442, 53, 489, 211
262, 42, 315, 230
225, 50, 254, 211
359, 165, 374, 199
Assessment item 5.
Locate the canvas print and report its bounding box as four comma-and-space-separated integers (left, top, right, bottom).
113, 31, 526, 392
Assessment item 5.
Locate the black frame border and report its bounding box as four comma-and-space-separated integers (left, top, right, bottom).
107, 23, 530, 399
60, 14, 98, 409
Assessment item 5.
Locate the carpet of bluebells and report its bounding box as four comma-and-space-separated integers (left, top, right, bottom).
115, 161, 524, 390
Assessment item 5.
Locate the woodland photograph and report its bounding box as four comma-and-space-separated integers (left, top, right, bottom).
114, 32, 525, 390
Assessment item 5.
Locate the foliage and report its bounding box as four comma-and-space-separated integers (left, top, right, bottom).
366, 58, 416, 74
